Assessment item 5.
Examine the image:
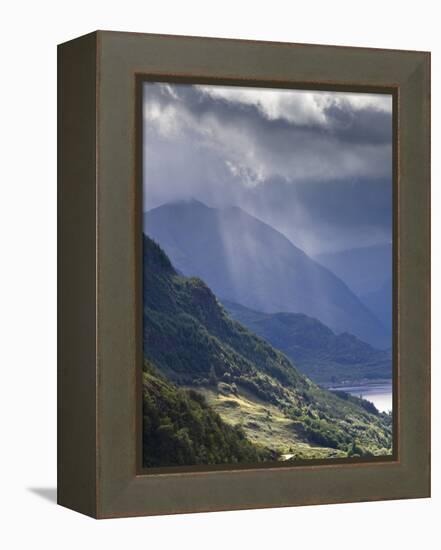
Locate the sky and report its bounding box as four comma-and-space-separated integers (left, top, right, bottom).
142, 82, 393, 255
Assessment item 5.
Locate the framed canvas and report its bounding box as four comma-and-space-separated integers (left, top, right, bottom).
58, 31, 430, 518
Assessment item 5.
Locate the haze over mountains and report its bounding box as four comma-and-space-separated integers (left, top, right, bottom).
360, 278, 392, 332
316, 244, 392, 332
144, 200, 390, 350
315, 244, 392, 296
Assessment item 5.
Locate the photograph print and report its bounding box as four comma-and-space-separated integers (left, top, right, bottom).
141, 82, 394, 469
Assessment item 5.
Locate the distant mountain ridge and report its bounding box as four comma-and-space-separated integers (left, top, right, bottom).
315, 244, 392, 332
315, 243, 392, 296
144, 200, 390, 349
360, 278, 392, 332
223, 300, 392, 385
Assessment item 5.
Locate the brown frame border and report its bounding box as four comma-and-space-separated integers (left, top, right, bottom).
58, 31, 430, 519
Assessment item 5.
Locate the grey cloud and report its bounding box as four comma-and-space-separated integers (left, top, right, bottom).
324, 101, 393, 144
142, 83, 392, 254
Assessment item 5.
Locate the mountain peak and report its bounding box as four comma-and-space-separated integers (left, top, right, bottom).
148, 198, 211, 213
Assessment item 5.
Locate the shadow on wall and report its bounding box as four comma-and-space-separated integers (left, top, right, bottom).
28, 487, 57, 504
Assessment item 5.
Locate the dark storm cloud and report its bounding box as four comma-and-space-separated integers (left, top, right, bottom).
324, 102, 393, 145
142, 83, 392, 254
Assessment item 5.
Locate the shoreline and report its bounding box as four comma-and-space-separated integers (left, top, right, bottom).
321, 378, 393, 390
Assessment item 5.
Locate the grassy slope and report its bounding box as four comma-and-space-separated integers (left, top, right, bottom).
143, 235, 392, 460
200, 386, 347, 460
223, 300, 392, 384
143, 362, 271, 467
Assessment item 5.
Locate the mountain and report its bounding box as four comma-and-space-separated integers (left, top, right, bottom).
360, 278, 392, 332
315, 244, 392, 333
143, 233, 307, 396
223, 300, 392, 385
143, 234, 392, 462
315, 243, 392, 297
144, 201, 390, 349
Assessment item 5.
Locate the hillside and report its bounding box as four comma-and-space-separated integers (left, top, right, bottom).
223, 300, 392, 384
143, 362, 271, 467
144, 200, 389, 349
143, 235, 392, 461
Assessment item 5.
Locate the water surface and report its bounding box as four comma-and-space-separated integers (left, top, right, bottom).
328, 381, 393, 413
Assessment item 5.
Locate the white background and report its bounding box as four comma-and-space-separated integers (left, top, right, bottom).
0, 0, 438, 548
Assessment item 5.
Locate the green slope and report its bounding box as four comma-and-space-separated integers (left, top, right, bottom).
143, 362, 271, 467
223, 300, 392, 384
143, 236, 307, 406
143, 235, 392, 462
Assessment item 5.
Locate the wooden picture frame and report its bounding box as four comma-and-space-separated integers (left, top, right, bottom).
58, 30, 430, 518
